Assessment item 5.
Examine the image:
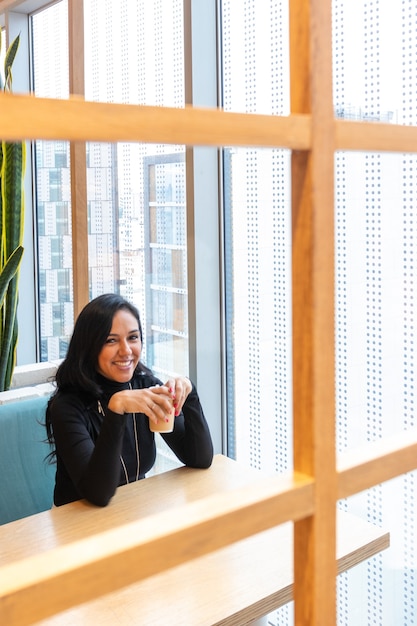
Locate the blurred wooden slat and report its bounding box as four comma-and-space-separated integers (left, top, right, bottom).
30, 513, 390, 626
0, 456, 389, 626
335, 119, 417, 153
338, 428, 417, 499
1, 92, 417, 153
0, 93, 312, 148
68, 0, 89, 316
0, 458, 314, 626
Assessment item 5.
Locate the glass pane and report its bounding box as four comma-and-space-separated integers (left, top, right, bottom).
31, 0, 187, 384
335, 149, 417, 624
222, 4, 292, 621
338, 479, 413, 625
333, 1, 403, 124
223, 0, 417, 624
223, 146, 292, 471
221, 2, 292, 468
333, 0, 417, 621
84, 0, 186, 380
32, 0, 71, 361
142, 153, 187, 377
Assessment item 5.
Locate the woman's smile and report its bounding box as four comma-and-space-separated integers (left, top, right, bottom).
97, 309, 142, 382
114, 359, 134, 368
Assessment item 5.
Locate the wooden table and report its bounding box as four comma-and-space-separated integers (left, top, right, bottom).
0, 455, 389, 626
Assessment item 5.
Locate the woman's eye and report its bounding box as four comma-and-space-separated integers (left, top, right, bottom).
129, 334, 139, 341
105, 337, 116, 344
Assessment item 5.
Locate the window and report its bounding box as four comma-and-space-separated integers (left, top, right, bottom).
31, 0, 71, 361
222, 0, 417, 623
144, 154, 188, 378
31, 0, 187, 379
221, 1, 292, 471
4, 0, 417, 621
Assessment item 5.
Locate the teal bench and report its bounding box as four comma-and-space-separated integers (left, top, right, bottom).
0, 394, 55, 525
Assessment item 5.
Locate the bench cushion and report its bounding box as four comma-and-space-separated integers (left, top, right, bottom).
0, 395, 55, 525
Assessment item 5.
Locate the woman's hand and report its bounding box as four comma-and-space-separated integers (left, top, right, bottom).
107, 376, 191, 424
164, 377, 192, 416
107, 385, 174, 426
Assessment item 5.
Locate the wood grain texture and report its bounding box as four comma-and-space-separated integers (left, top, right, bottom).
31, 514, 389, 626
68, 0, 89, 315
0, 456, 314, 625
0, 92, 312, 148
338, 428, 417, 499
69, 141, 89, 315
290, 0, 337, 623
0, 456, 388, 626
335, 119, 417, 153
1, 91, 416, 153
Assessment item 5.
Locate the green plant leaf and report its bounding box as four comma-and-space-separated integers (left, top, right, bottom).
0, 246, 23, 390
0, 271, 19, 390
4, 34, 20, 92
1, 141, 26, 258
0, 34, 24, 391
0, 245, 23, 308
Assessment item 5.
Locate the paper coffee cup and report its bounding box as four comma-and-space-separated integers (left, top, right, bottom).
149, 406, 175, 433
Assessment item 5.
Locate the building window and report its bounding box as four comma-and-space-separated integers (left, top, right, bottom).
31, 0, 187, 382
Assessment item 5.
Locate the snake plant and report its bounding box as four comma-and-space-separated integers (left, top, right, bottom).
0, 32, 25, 390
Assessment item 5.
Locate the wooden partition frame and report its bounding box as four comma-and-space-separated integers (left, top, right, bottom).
68, 0, 89, 317
1, 0, 417, 624
291, 1, 337, 622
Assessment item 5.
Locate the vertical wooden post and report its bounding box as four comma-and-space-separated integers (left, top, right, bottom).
290, 0, 337, 623
68, 0, 89, 317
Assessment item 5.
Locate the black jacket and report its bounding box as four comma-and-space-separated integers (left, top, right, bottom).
48, 371, 213, 506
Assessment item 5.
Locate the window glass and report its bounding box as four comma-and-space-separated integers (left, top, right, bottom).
31, 0, 187, 385
222, 0, 417, 624
32, 1, 71, 361
84, 0, 185, 379
333, 1, 417, 624
221, 1, 292, 474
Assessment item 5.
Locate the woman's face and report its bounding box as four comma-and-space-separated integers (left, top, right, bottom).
97, 309, 142, 382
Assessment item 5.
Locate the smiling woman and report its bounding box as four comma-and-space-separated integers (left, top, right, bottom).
45, 293, 213, 507
96, 309, 143, 383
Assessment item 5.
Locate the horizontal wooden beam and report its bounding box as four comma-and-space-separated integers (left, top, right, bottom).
1, 94, 416, 154
335, 118, 417, 153
0, 471, 314, 625
337, 427, 417, 499
0, 93, 311, 149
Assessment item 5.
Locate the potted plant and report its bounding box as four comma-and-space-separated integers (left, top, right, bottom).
0, 31, 25, 391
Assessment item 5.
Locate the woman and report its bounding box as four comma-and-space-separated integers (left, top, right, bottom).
46, 293, 213, 507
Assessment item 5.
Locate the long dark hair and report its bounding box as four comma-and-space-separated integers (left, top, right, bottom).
45, 294, 148, 455
55, 293, 146, 396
